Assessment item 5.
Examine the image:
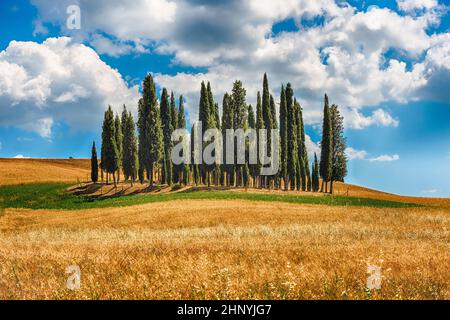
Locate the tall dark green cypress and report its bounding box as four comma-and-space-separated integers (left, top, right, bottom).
294, 99, 304, 191
199, 82, 217, 186
91, 141, 98, 183
114, 113, 123, 183
313, 153, 320, 192
138, 74, 163, 185
330, 104, 348, 194
160, 88, 173, 185
231, 80, 247, 187
177, 95, 190, 185
122, 107, 138, 185
255, 92, 264, 188
279, 85, 288, 190
101, 106, 119, 187
221, 93, 234, 186
285, 84, 298, 190
170, 92, 178, 131
320, 94, 332, 193
247, 104, 258, 187
261, 73, 274, 188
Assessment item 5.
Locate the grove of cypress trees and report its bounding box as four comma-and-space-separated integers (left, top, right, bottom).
91, 141, 98, 183
319, 94, 332, 193
330, 104, 348, 194
138, 74, 163, 185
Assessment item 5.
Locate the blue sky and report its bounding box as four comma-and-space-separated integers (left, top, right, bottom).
0, 0, 449, 197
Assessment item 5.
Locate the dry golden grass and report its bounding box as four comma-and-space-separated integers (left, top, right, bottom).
0, 158, 91, 185
0, 199, 448, 300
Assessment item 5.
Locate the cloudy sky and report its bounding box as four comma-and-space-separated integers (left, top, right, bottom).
0, 0, 449, 196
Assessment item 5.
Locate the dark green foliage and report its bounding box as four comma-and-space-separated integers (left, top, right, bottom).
178, 95, 186, 129
90, 141, 98, 183
270, 94, 277, 129
221, 93, 234, 186
330, 104, 348, 186
255, 92, 264, 187
279, 85, 288, 187
247, 104, 255, 128
138, 74, 163, 184
170, 91, 178, 131
160, 88, 173, 185
285, 83, 298, 190
231, 80, 248, 186
175, 95, 189, 185
122, 106, 138, 184
313, 153, 320, 192
101, 106, 119, 186
319, 94, 333, 193
248, 104, 259, 182
114, 113, 123, 181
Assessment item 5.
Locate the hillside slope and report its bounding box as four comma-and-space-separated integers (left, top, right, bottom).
0, 158, 91, 185
1, 158, 448, 207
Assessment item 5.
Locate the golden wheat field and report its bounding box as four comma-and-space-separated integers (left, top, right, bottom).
0, 159, 449, 300
0, 158, 91, 185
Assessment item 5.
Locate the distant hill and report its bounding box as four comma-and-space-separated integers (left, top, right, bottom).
1, 158, 448, 207
0, 158, 91, 185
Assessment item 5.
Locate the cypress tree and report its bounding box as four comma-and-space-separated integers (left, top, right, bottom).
261, 73, 273, 188
313, 153, 320, 192
221, 93, 234, 186
177, 95, 190, 185
330, 104, 348, 194
138, 74, 163, 185
319, 94, 332, 193
285, 83, 298, 190
294, 99, 305, 191
279, 85, 288, 190
170, 92, 178, 131
231, 80, 247, 187
270, 94, 278, 129
255, 92, 264, 188
122, 106, 138, 185
190, 125, 200, 186
248, 104, 258, 187
101, 106, 119, 187
91, 141, 98, 183
114, 113, 123, 183
160, 88, 173, 185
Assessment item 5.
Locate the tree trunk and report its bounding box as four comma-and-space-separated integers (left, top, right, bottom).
330, 179, 334, 194
112, 171, 117, 188
320, 180, 324, 193
149, 164, 154, 186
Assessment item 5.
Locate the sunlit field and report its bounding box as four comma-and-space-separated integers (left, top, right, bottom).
0, 159, 448, 300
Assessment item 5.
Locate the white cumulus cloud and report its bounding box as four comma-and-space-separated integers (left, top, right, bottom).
0, 37, 140, 137
369, 154, 400, 162
345, 147, 368, 160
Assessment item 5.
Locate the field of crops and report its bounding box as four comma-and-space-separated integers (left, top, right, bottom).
0, 159, 448, 300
